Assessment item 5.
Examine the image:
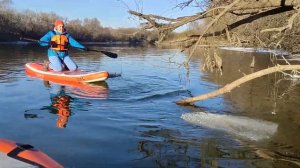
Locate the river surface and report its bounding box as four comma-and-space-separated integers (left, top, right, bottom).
0, 44, 300, 167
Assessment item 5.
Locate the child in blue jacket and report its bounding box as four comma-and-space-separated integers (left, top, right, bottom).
39, 19, 86, 71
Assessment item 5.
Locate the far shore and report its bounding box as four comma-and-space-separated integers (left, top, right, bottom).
0, 41, 144, 45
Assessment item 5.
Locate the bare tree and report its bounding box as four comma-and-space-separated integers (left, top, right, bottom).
129, 0, 300, 48
0, 5, 149, 42
129, 0, 300, 105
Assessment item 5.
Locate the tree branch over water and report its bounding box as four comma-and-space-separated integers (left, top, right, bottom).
176, 65, 300, 105
129, 0, 300, 59
129, 0, 300, 105
129, 0, 300, 43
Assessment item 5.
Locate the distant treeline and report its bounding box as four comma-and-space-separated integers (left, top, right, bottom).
0, 2, 158, 43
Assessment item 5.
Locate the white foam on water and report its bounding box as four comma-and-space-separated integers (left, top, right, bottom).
181, 112, 278, 141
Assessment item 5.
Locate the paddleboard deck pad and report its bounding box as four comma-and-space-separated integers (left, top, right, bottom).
25, 62, 109, 83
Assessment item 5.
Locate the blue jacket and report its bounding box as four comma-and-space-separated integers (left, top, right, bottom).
39, 30, 85, 58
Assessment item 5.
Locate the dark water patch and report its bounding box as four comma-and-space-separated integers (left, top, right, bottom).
108, 73, 122, 78
131, 89, 189, 102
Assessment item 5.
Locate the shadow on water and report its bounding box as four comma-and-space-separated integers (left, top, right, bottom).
134, 127, 264, 167
108, 73, 122, 78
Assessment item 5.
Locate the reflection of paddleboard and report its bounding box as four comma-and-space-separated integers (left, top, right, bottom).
25, 62, 109, 83
68, 81, 109, 99
182, 112, 278, 141
42, 80, 109, 100
0, 139, 63, 168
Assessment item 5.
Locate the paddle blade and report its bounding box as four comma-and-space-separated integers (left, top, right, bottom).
100, 50, 118, 58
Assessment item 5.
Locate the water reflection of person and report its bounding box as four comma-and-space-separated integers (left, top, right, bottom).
44, 81, 71, 129
25, 81, 109, 128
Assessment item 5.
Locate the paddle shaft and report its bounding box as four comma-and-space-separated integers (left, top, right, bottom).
20, 37, 118, 58
21, 37, 39, 43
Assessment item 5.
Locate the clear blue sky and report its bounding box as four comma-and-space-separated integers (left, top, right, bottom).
11, 0, 201, 29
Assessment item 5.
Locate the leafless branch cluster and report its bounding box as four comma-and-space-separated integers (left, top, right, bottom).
129, 0, 299, 47
129, 0, 300, 71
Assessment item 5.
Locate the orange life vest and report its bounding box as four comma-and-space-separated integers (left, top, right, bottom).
50, 33, 69, 51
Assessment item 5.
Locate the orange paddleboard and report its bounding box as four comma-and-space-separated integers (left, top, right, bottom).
0, 139, 63, 168
25, 62, 109, 83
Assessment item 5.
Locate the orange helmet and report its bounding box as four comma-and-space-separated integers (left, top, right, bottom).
54, 19, 64, 28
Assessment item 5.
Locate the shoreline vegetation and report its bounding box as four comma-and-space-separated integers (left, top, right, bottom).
0, 41, 144, 45
1, 0, 300, 55
129, 1, 300, 56
0, 2, 158, 44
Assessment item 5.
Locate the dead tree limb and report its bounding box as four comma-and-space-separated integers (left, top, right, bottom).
176, 65, 300, 105
181, 6, 295, 48
129, 0, 300, 43
186, 0, 241, 63
261, 5, 300, 33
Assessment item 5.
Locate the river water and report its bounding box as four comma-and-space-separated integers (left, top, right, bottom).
0, 44, 300, 167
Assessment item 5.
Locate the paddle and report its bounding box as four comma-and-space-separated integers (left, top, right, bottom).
20, 37, 118, 58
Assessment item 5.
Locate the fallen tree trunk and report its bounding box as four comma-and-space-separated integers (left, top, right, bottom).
176, 65, 300, 105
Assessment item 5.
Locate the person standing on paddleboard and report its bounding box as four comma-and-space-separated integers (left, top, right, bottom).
39, 19, 86, 71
